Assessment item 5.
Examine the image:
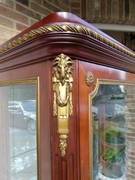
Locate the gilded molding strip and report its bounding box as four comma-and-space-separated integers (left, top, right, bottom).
0, 23, 135, 59
52, 53, 73, 157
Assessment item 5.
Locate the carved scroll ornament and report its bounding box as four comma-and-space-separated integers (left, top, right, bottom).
52, 53, 73, 157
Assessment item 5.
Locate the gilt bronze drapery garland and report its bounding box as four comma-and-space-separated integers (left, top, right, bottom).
52, 53, 73, 157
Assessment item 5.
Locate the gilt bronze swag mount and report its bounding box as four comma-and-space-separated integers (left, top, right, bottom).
52, 53, 73, 157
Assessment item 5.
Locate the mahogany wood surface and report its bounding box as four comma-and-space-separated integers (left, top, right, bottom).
0, 13, 135, 74
78, 61, 135, 180
1, 32, 135, 74
0, 12, 135, 180
0, 62, 52, 180
0, 12, 126, 49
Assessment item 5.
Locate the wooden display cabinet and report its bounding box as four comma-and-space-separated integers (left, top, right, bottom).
0, 12, 135, 180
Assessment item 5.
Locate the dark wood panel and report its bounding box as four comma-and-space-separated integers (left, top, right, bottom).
1, 32, 135, 74
54, 155, 60, 180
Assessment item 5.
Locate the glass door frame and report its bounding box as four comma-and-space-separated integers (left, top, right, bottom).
0, 77, 40, 180
89, 78, 135, 180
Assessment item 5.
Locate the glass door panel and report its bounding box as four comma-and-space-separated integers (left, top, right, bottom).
91, 83, 135, 180
0, 80, 38, 180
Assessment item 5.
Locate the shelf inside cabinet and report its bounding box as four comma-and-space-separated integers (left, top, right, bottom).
4, 147, 37, 180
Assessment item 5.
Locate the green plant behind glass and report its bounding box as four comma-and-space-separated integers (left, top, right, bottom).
103, 147, 119, 163
102, 128, 121, 143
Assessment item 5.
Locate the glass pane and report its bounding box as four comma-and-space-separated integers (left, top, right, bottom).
0, 83, 37, 180
92, 84, 134, 180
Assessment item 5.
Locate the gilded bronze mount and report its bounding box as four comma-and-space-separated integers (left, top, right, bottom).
52, 53, 73, 157
85, 72, 94, 86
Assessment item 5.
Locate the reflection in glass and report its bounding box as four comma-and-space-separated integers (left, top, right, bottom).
92, 84, 127, 180
0, 83, 37, 180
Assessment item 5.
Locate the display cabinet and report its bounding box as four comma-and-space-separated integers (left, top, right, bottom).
0, 12, 135, 180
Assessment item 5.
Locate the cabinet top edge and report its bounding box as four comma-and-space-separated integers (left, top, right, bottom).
0, 12, 134, 59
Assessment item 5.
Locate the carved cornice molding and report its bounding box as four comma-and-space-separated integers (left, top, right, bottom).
0, 23, 135, 59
